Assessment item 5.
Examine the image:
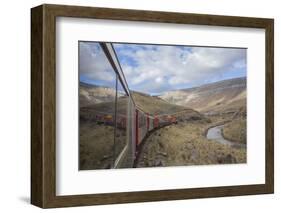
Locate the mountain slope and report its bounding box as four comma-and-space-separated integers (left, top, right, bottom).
159, 77, 246, 114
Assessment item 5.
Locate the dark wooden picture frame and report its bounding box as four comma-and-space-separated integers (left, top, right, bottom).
31, 4, 274, 208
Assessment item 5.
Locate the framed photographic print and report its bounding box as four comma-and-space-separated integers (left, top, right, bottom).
31, 4, 274, 208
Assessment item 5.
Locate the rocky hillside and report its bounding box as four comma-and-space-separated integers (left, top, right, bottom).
159, 77, 246, 114
79, 82, 116, 107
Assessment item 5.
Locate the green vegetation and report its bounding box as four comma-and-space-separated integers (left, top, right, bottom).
222, 118, 247, 144
79, 123, 127, 170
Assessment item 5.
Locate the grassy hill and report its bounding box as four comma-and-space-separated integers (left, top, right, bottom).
132, 91, 188, 115
80, 83, 204, 121
80, 83, 190, 114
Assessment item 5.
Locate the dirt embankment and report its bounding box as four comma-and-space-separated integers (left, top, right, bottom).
136, 116, 246, 168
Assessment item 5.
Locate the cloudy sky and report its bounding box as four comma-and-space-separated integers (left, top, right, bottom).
79, 42, 246, 95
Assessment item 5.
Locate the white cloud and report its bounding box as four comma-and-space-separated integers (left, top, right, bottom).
79, 42, 246, 94
114, 44, 246, 93
155, 77, 163, 83
79, 42, 115, 85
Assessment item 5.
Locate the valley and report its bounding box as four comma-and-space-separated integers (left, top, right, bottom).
79, 77, 247, 169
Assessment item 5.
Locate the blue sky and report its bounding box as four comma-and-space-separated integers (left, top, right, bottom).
79, 42, 246, 95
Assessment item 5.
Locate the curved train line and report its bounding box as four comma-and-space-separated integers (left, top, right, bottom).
89, 42, 183, 168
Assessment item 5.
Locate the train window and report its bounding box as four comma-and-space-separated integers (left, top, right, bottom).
114, 79, 129, 166
79, 42, 117, 170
